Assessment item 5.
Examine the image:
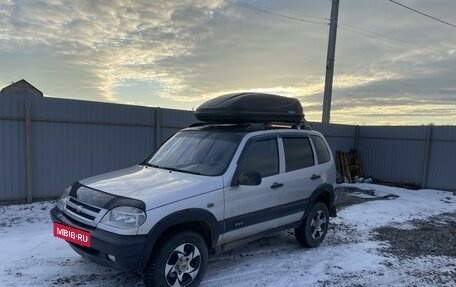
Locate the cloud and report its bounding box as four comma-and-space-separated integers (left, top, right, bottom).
0, 0, 455, 125
0, 0, 223, 101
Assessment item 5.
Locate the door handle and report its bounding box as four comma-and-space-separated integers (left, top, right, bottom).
311, 174, 321, 180
270, 182, 284, 189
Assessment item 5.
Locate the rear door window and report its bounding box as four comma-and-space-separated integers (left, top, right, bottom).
311, 135, 330, 164
282, 137, 314, 172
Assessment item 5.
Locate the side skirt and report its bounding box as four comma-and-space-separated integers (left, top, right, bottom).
211, 221, 301, 255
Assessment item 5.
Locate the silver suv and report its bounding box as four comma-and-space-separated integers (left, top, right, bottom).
51, 121, 336, 287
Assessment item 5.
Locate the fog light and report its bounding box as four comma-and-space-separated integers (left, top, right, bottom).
107, 254, 116, 262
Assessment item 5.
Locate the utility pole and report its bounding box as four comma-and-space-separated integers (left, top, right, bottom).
322, 0, 340, 124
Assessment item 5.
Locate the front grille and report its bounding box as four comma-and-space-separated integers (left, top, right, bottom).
63, 196, 105, 226
66, 205, 96, 220
61, 211, 94, 230
69, 197, 100, 213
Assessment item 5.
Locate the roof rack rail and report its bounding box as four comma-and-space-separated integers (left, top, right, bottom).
187, 121, 313, 131
188, 122, 209, 128
291, 122, 312, 130
187, 122, 248, 128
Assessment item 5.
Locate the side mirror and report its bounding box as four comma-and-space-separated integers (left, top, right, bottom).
233, 171, 262, 186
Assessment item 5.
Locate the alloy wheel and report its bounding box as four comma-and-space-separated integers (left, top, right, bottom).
165, 243, 202, 287
310, 210, 327, 240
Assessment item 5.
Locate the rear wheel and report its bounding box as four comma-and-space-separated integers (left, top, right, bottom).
144, 231, 208, 287
295, 202, 329, 248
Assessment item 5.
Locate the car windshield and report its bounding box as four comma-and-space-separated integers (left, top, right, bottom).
147, 130, 242, 176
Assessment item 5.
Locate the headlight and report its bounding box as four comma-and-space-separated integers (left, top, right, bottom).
100, 206, 146, 229
57, 186, 71, 209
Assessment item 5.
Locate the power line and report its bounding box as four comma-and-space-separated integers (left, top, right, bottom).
387, 0, 456, 29
338, 22, 444, 56
222, 0, 327, 25
224, 0, 446, 56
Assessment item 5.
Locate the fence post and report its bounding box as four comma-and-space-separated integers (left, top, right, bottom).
354, 125, 360, 151
155, 107, 162, 149
421, 126, 432, 189
24, 100, 33, 203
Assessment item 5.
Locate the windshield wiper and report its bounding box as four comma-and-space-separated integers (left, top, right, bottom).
161, 167, 201, 175
141, 163, 201, 175
140, 162, 160, 168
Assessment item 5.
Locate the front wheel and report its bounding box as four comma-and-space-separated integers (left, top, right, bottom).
295, 202, 329, 248
144, 231, 208, 287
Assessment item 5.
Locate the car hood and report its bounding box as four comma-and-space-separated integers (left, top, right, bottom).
80, 165, 223, 210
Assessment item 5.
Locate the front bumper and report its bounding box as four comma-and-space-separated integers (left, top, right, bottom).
50, 206, 148, 272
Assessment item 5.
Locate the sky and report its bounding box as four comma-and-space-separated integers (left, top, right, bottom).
0, 0, 455, 125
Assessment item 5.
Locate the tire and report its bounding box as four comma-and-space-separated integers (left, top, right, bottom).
143, 231, 208, 287
295, 202, 329, 248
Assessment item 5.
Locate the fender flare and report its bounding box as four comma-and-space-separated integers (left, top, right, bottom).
140, 208, 221, 268
306, 183, 337, 218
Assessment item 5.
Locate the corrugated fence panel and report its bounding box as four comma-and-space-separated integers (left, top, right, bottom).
0, 95, 26, 202
2, 93, 456, 202
160, 108, 195, 144
310, 123, 356, 155
161, 108, 195, 128
359, 126, 427, 185
426, 126, 456, 190
32, 97, 156, 125
30, 98, 158, 199
87, 100, 155, 177
32, 122, 92, 199
91, 125, 154, 176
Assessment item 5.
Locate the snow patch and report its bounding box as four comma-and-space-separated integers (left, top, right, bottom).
1, 183, 455, 286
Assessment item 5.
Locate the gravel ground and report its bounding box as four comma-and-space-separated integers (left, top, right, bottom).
373, 213, 456, 259
335, 186, 398, 208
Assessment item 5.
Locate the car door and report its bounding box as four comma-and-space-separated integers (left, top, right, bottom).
222, 136, 284, 243
279, 135, 321, 226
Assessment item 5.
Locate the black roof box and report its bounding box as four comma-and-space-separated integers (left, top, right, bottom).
195, 92, 304, 124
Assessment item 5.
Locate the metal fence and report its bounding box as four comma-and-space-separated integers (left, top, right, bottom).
0, 94, 195, 203
1, 94, 455, 203
312, 124, 456, 191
